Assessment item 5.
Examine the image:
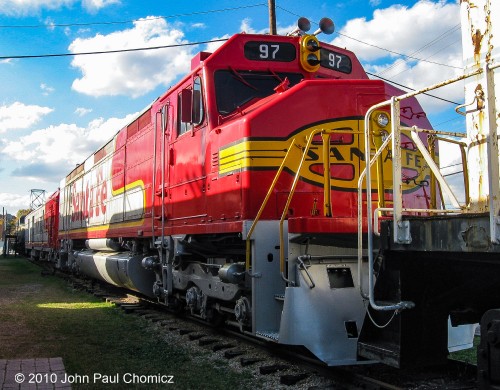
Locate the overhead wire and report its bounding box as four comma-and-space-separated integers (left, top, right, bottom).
366, 72, 461, 106
379, 43, 461, 80
1, 3, 459, 72
335, 31, 462, 70
0, 39, 229, 60
1, 2, 463, 108
441, 162, 465, 170
433, 116, 466, 128
276, 4, 462, 70
0, 4, 267, 29
377, 24, 461, 76
388, 39, 459, 79
276, 4, 462, 107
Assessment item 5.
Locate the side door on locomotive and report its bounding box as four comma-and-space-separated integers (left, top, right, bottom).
160, 74, 207, 229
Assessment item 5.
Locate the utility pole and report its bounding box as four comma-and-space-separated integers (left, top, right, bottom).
268, 0, 277, 35
2, 207, 6, 257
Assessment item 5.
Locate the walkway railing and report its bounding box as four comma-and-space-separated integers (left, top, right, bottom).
357, 64, 500, 312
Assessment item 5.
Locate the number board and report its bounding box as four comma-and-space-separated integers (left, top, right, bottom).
244, 41, 296, 62
320, 49, 352, 74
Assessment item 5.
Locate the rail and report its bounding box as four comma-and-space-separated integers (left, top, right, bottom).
357, 64, 500, 312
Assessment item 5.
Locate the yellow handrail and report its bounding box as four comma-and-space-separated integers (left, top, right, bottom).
278, 130, 319, 275
245, 127, 364, 277
245, 137, 300, 270
371, 128, 386, 209
321, 132, 332, 217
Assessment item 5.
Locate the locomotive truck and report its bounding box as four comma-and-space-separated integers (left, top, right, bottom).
25, 1, 500, 384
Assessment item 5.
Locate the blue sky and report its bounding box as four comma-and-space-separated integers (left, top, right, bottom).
0, 0, 464, 214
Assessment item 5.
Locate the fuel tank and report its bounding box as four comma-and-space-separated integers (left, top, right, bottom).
75, 250, 156, 298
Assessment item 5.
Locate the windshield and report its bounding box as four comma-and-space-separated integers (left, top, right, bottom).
214, 70, 303, 115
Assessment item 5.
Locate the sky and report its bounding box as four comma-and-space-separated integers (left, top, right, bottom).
0, 0, 466, 214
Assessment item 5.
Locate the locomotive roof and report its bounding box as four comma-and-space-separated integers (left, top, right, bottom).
188, 33, 367, 80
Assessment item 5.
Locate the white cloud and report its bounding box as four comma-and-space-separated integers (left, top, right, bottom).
2, 123, 85, 164
0, 0, 118, 16
1, 113, 137, 184
191, 23, 206, 29
69, 17, 193, 98
40, 83, 55, 95
204, 34, 230, 53
82, 0, 120, 13
0, 193, 31, 212
75, 107, 93, 116
44, 18, 56, 31
240, 18, 257, 34
235, 18, 297, 35
77, 27, 92, 35
0, 102, 53, 133
237, 18, 295, 36
331, 0, 463, 113
204, 19, 301, 55
332, 1, 460, 62
277, 23, 299, 36
0, 0, 73, 16
86, 115, 137, 145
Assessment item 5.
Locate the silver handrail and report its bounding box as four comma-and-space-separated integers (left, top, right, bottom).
357, 68, 485, 312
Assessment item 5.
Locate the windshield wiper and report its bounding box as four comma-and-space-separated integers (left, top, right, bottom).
229, 67, 259, 91
268, 68, 284, 83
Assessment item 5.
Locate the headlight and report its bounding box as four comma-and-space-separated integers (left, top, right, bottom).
376, 112, 389, 127
380, 130, 389, 142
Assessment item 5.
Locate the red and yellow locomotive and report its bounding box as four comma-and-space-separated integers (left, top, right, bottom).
26, 19, 464, 366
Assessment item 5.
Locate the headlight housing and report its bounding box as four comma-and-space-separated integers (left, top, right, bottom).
376, 112, 390, 128
299, 35, 321, 72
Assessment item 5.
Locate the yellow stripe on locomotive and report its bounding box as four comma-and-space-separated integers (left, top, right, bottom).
219, 117, 433, 194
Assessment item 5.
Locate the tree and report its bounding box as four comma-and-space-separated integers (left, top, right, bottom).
12, 209, 31, 232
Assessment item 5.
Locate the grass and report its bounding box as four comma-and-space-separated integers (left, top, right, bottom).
449, 337, 480, 365
0, 256, 260, 389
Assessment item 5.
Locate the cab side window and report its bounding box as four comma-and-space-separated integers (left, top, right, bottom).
192, 76, 204, 125
177, 76, 204, 136
177, 89, 193, 136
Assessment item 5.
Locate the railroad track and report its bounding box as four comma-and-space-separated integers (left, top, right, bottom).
67, 275, 477, 389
